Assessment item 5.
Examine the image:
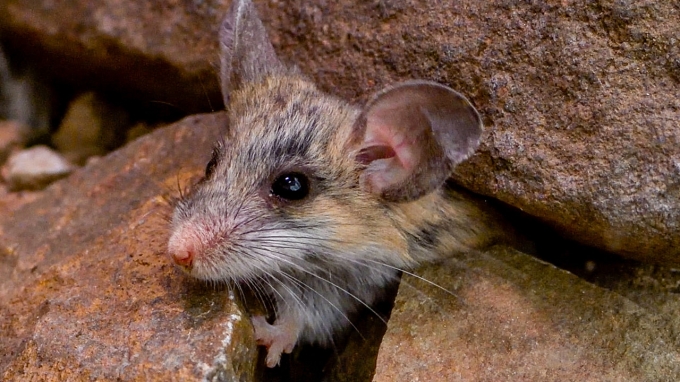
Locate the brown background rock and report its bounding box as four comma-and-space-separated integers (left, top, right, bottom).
0, 0, 231, 114
1, 0, 677, 263
0, 113, 258, 380
52, 92, 130, 165
375, 246, 680, 381
0, 120, 25, 163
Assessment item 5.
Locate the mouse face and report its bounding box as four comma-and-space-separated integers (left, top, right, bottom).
168, 75, 408, 284
167, 0, 485, 368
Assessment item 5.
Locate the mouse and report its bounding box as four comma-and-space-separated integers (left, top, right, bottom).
167, 0, 506, 368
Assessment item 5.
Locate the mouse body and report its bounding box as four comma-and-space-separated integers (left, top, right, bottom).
168, 0, 503, 367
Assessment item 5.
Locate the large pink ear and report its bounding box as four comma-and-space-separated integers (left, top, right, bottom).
352, 80, 483, 202
219, 0, 285, 104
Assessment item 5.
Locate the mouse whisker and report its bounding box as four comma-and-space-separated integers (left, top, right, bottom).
271, 267, 365, 341
246, 235, 394, 247
245, 244, 388, 326
245, 247, 354, 330
359, 259, 463, 303
264, 272, 308, 315
236, 220, 398, 237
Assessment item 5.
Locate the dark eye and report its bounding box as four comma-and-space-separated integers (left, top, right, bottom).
205, 150, 219, 178
271, 172, 310, 200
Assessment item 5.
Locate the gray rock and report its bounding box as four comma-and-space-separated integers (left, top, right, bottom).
0, 44, 52, 136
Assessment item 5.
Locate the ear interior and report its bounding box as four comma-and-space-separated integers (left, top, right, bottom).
354, 80, 483, 202
219, 0, 284, 104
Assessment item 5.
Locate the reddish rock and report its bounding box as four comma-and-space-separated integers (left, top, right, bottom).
1, 0, 677, 263
0, 113, 257, 380
0, 120, 26, 164
375, 246, 680, 381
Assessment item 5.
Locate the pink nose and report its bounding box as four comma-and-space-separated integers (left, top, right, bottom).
172, 249, 194, 267
167, 229, 198, 269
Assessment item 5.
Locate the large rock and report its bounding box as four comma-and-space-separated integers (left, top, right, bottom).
0, 0, 231, 114
374, 246, 680, 381
1, 0, 677, 263
266, 0, 680, 263
0, 113, 258, 380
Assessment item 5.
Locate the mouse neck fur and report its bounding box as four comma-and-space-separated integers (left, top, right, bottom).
386, 185, 503, 264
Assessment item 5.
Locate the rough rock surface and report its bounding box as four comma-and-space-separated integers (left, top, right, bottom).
266, 0, 680, 264
2, 145, 74, 191
0, 120, 26, 163
0, 113, 258, 380
1, 0, 677, 263
374, 246, 680, 381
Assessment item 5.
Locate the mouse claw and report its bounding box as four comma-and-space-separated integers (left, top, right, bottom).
251, 315, 300, 368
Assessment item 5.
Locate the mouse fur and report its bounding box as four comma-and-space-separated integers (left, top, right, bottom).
168, 0, 505, 367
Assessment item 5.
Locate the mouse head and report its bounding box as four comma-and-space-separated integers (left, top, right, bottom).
167, 0, 483, 282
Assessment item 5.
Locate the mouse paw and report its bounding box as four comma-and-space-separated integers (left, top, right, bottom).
251, 315, 299, 367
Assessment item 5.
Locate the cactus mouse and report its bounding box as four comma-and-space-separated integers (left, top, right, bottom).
167, 0, 504, 368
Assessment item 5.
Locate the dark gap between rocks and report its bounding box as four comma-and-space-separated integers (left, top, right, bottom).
1, 39, 193, 158
257, 280, 400, 382
488, 193, 680, 308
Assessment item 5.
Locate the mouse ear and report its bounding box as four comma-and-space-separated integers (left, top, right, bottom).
351, 80, 483, 202
219, 0, 285, 104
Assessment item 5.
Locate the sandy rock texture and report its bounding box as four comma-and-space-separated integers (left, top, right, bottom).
1, 0, 677, 263
374, 246, 680, 381
0, 113, 258, 381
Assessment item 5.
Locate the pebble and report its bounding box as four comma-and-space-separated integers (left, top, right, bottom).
2, 145, 75, 191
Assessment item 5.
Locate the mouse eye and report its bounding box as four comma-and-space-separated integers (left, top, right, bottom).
271, 172, 310, 201
205, 150, 219, 179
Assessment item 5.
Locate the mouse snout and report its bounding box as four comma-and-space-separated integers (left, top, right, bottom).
167, 236, 195, 268
171, 246, 194, 267
167, 225, 205, 269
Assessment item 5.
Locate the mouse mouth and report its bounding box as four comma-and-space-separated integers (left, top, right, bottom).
183, 245, 290, 285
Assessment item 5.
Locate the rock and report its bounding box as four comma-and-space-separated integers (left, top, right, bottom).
0, 184, 39, 216
374, 246, 680, 381
266, 0, 680, 264
0, 120, 27, 164
0, 0, 231, 114
125, 121, 154, 144
0, 113, 258, 380
52, 92, 130, 165
1, 0, 677, 263
2, 145, 75, 191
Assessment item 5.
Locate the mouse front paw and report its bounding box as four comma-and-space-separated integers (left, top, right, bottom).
251, 315, 300, 367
